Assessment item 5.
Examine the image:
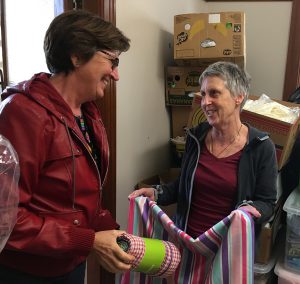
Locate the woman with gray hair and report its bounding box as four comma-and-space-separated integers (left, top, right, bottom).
130, 61, 277, 239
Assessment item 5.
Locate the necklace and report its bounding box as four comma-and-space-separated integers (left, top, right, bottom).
74, 115, 93, 154
210, 124, 243, 158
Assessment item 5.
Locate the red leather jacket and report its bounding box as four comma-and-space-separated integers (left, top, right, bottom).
0, 73, 118, 277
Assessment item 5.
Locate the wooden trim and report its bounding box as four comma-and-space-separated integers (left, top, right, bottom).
0, 0, 8, 88
99, 0, 116, 24
283, 0, 300, 100
94, 2, 117, 282
96, 0, 116, 214
63, 0, 73, 10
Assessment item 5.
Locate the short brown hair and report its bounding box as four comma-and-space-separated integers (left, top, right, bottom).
44, 10, 130, 74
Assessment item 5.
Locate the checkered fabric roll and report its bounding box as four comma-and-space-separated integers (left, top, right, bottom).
117, 233, 181, 277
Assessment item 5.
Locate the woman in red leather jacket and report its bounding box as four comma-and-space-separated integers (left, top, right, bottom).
0, 10, 134, 283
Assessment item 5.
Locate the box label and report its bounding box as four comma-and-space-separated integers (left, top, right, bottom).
168, 93, 193, 106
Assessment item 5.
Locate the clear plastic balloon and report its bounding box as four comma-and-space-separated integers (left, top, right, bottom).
0, 135, 19, 252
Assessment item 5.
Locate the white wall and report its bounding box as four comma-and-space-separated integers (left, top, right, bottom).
116, 0, 292, 230
5, 0, 54, 84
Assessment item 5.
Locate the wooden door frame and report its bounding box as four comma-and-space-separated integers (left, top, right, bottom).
283, 0, 300, 100
0, 0, 8, 89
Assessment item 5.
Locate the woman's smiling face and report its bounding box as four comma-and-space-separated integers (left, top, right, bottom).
72, 50, 120, 102
200, 76, 238, 127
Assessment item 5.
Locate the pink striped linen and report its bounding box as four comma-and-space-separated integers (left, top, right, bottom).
117, 196, 254, 284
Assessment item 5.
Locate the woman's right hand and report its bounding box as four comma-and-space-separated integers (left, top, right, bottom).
128, 187, 155, 201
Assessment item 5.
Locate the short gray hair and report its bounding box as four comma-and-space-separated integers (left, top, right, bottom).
198, 61, 251, 109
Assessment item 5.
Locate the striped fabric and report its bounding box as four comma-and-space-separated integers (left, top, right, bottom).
117, 196, 254, 284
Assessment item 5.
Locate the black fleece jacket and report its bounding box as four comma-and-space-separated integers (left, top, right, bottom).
157, 122, 278, 233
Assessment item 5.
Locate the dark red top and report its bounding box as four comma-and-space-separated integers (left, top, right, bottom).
186, 144, 242, 238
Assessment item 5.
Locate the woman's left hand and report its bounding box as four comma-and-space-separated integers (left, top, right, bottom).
239, 205, 261, 219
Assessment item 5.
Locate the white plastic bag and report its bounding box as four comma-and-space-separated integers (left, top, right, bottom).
244, 94, 300, 123
0, 135, 19, 252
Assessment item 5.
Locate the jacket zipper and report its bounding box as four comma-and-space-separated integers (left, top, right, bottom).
183, 130, 201, 232
93, 105, 109, 190
72, 130, 104, 197
62, 116, 106, 208
97, 117, 109, 191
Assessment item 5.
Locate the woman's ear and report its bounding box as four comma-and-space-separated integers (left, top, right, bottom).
71, 55, 81, 68
235, 94, 244, 106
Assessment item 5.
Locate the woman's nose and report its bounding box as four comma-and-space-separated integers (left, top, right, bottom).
201, 94, 211, 106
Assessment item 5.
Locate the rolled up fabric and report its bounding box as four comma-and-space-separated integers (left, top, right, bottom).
117, 233, 181, 277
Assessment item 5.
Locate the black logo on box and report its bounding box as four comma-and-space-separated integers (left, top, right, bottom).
234, 24, 241, 33
223, 49, 232, 56
186, 71, 201, 87
176, 32, 188, 45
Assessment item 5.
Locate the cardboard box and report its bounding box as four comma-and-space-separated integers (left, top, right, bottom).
168, 95, 206, 157
174, 56, 245, 70
174, 12, 245, 60
166, 66, 207, 106
255, 199, 283, 264
165, 61, 245, 106
240, 95, 300, 170
135, 168, 180, 217
171, 106, 191, 137
136, 168, 181, 189
187, 93, 207, 128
